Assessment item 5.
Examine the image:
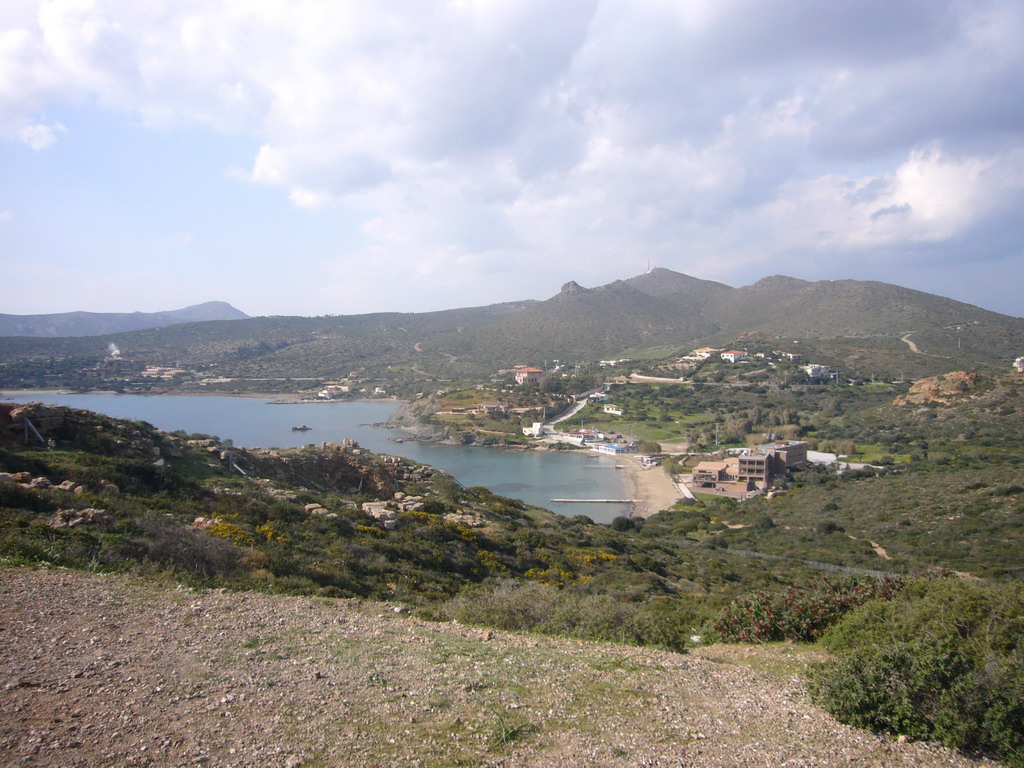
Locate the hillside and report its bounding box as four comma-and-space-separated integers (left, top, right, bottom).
0, 269, 1021, 389
0, 567, 1002, 768
2, 390, 1022, 765
0, 301, 249, 338
420, 277, 720, 364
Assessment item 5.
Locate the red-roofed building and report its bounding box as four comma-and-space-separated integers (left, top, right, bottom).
514, 366, 545, 385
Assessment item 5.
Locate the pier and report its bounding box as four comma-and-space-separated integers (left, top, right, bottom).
550, 498, 636, 503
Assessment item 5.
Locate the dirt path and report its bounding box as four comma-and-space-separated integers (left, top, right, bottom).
901, 333, 923, 354
413, 340, 457, 363
628, 373, 687, 384
1, 568, 999, 768
847, 533, 893, 560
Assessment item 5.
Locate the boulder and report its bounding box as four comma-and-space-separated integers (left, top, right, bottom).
48, 508, 112, 531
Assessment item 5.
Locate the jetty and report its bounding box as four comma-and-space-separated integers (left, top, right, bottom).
550, 498, 636, 503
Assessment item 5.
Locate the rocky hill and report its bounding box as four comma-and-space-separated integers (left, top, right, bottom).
0, 269, 1021, 387
0, 301, 249, 338
0, 567, 1003, 768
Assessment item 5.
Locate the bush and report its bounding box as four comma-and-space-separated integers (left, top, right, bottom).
809, 579, 1024, 766
713, 576, 905, 643
431, 580, 700, 652
134, 515, 244, 578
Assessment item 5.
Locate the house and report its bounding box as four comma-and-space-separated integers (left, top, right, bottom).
141, 366, 187, 379
603, 404, 624, 416
523, 422, 555, 438
784, 353, 803, 363
802, 363, 832, 378
318, 384, 351, 399
690, 347, 721, 360
721, 350, 748, 363
514, 366, 545, 385
589, 392, 609, 402
1014, 357, 1024, 373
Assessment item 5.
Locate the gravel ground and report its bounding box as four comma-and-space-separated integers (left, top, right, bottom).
0, 567, 1005, 768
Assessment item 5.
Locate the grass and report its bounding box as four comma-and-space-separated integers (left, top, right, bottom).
843, 442, 910, 464
488, 710, 536, 750
693, 643, 826, 680
586, 653, 654, 673
691, 492, 723, 503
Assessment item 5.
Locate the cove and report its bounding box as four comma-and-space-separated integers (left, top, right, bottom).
1, 393, 631, 523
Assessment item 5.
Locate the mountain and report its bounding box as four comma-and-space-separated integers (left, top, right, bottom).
702, 276, 1004, 337
0, 301, 249, 337
0, 270, 1021, 384
419, 276, 721, 364
623, 267, 733, 309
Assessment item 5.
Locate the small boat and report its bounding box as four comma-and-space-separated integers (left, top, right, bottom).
291, 424, 312, 432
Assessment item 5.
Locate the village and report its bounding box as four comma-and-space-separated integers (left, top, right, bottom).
331, 344, 922, 514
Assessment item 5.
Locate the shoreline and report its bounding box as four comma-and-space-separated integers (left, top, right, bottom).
614, 453, 683, 519
2, 390, 673, 522
0, 389, 404, 404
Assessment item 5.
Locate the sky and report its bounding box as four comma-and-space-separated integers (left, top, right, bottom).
2, 0, 1023, 319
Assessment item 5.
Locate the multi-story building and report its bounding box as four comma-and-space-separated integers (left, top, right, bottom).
690, 440, 808, 495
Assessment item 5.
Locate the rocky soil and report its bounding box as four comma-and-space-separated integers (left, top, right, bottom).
894, 371, 978, 405
385, 399, 452, 444
1, 567, 1004, 768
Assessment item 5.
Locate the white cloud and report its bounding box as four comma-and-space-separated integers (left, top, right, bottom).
0, 210, 13, 223
17, 119, 64, 149
1, 0, 1023, 313
754, 145, 1024, 253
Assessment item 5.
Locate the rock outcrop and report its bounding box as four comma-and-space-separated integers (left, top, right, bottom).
895, 371, 979, 405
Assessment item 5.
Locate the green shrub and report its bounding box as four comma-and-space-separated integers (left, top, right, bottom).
713, 576, 905, 643
809, 579, 1024, 766
430, 580, 700, 652
134, 515, 244, 578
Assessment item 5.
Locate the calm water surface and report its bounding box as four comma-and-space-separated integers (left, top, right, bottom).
2, 393, 630, 522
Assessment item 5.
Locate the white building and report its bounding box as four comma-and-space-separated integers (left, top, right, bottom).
802, 363, 833, 378
318, 384, 351, 399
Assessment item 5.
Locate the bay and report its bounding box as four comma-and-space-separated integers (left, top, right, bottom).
1, 393, 631, 522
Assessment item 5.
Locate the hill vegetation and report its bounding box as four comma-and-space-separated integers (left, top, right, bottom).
0, 269, 1020, 393
2, 275, 1024, 765
0, 300, 248, 338
3, 367, 1024, 763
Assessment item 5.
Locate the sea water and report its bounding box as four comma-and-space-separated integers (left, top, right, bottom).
1, 393, 631, 522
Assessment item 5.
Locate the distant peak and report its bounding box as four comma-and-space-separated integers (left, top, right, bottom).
750, 275, 810, 290
559, 280, 590, 296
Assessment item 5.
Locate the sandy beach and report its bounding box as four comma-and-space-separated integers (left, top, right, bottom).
620, 454, 683, 518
